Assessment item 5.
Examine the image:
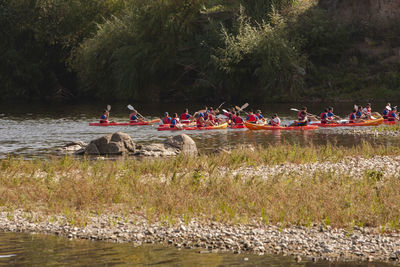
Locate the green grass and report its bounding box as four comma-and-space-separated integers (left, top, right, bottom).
1, 142, 400, 228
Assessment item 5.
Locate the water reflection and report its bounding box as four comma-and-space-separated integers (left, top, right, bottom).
0, 232, 394, 267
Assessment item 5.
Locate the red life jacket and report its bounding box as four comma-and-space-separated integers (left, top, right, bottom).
349, 113, 356, 123
163, 116, 171, 124
234, 116, 243, 124
388, 111, 397, 120
320, 112, 328, 123
196, 117, 205, 127
180, 113, 188, 120
247, 114, 257, 122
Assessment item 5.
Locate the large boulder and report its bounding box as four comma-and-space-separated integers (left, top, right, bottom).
84, 132, 135, 155
163, 134, 197, 156
134, 134, 197, 157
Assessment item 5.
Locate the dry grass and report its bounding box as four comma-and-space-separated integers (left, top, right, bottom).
1, 142, 400, 228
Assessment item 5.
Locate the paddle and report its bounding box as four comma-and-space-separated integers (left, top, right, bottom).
215, 102, 225, 113
127, 104, 146, 120
235, 103, 249, 112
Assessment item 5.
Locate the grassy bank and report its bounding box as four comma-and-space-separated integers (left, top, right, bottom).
1, 142, 400, 229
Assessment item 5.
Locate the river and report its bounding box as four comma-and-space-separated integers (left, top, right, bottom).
0, 232, 395, 266
0, 101, 397, 157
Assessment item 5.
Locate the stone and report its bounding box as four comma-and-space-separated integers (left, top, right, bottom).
164, 134, 197, 156
85, 143, 100, 155
85, 132, 135, 155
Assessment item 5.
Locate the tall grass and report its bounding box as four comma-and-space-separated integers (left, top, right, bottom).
1, 142, 400, 228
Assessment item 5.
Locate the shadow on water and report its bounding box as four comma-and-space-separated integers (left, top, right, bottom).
1, 101, 399, 157
0, 232, 394, 266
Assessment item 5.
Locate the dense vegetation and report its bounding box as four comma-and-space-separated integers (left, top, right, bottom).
1, 0, 400, 102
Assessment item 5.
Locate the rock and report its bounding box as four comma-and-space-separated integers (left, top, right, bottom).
164, 134, 197, 156
85, 132, 135, 155
134, 144, 179, 157
58, 141, 87, 154
85, 143, 100, 155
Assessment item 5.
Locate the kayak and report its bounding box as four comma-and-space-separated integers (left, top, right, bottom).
230, 124, 246, 129
245, 122, 319, 130
384, 119, 400, 125
313, 118, 384, 127
89, 118, 161, 126
157, 122, 228, 131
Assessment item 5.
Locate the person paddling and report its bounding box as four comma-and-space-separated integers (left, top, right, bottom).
180, 108, 192, 121
327, 107, 340, 120
290, 111, 308, 126
196, 113, 206, 127
349, 108, 357, 123
362, 103, 372, 119
387, 106, 399, 121
162, 112, 171, 125
269, 114, 281, 126
255, 110, 265, 123
129, 110, 139, 123
383, 103, 391, 119
356, 106, 363, 120
320, 108, 329, 124
170, 113, 181, 128
100, 109, 109, 123
232, 112, 244, 125
246, 110, 258, 123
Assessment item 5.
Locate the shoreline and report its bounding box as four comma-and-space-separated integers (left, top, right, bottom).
0, 210, 399, 264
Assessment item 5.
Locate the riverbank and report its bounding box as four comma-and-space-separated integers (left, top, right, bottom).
1, 209, 399, 264
1, 143, 400, 263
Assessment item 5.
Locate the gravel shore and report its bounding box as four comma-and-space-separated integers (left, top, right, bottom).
0, 210, 399, 264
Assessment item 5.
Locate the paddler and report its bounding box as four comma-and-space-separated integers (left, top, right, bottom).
383, 103, 391, 119
362, 103, 372, 119
246, 110, 258, 123
129, 110, 139, 123
269, 114, 281, 126
162, 112, 171, 125
349, 108, 357, 123
388, 106, 399, 121
328, 107, 340, 120
206, 110, 217, 126
100, 109, 109, 123
196, 113, 206, 127
290, 111, 308, 126
255, 110, 265, 122
356, 106, 363, 119
180, 108, 192, 121
320, 108, 329, 124
232, 112, 244, 125
298, 107, 307, 120
170, 113, 181, 128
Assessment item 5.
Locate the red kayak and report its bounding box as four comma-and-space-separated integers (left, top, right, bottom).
384, 119, 399, 125
89, 118, 160, 126
230, 124, 246, 129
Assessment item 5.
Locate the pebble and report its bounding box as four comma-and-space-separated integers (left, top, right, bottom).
0, 209, 397, 264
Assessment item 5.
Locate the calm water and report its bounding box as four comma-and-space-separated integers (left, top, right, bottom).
0, 101, 398, 157
0, 232, 394, 267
